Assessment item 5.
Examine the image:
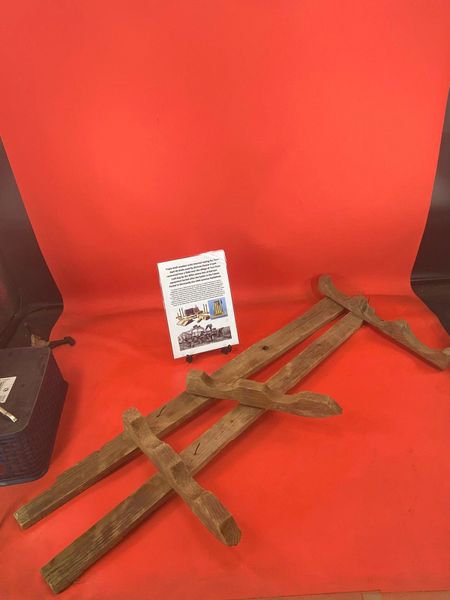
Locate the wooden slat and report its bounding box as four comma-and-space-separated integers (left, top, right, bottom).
318, 274, 450, 369
41, 313, 362, 593
15, 297, 344, 529
122, 407, 241, 546
186, 371, 342, 418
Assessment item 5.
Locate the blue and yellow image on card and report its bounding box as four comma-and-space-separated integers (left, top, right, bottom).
207, 297, 228, 319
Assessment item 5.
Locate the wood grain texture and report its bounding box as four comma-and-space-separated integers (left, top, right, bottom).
122, 407, 241, 546
186, 371, 342, 418
15, 297, 344, 529
318, 274, 450, 369
40, 312, 362, 593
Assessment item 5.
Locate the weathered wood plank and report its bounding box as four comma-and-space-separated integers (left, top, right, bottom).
186, 371, 342, 418
15, 297, 344, 529
41, 313, 362, 593
122, 407, 241, 546
318, 275, 450, 369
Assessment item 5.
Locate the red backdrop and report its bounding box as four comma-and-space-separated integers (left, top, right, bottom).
1, 2, 450, 600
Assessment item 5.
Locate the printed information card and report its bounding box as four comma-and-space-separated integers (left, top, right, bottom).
158, 250, 239, 358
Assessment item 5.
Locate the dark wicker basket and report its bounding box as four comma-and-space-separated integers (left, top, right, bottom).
0, 346, 67, 485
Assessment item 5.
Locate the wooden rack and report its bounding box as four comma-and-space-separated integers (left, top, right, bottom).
14, 276, 449, 593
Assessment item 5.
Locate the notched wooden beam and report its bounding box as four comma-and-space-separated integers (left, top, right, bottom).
186, 371, 342, 418
318, 274, 450, 370
122, 408, 241, 547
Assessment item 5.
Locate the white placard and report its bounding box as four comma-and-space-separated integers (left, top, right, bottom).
0, 376, 16, 404
158, 250, 239, 358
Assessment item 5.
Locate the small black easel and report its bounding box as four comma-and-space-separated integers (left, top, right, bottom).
185, 344, 232, 363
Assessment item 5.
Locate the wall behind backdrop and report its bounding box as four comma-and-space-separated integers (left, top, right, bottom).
0, 1, 449, 312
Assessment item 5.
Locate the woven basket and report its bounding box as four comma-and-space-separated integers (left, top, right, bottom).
0, 346, 67, 485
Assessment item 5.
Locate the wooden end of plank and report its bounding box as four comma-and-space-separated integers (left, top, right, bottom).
14, 506, 29, 530
122, 408, 241, 547
318, 274, 450, 370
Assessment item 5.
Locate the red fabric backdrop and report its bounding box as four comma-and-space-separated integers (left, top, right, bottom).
0, 2, 450, 599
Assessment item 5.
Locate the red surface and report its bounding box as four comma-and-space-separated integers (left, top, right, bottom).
0, 2, 450, 599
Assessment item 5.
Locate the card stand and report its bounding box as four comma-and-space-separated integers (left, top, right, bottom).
14, 276, 449, 593
185, 344, 232, 363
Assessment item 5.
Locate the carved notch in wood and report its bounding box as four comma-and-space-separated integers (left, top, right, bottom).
186, 371, 342, 418
318, 275, 450, 370
122, 407, 241, 547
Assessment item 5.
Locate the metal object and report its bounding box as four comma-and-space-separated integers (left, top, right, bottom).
412, 91, 450, 334
0, 405, 17, 423
0, 140, 72, 485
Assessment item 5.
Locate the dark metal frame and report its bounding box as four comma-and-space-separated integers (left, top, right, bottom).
0, 138, 63, 348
